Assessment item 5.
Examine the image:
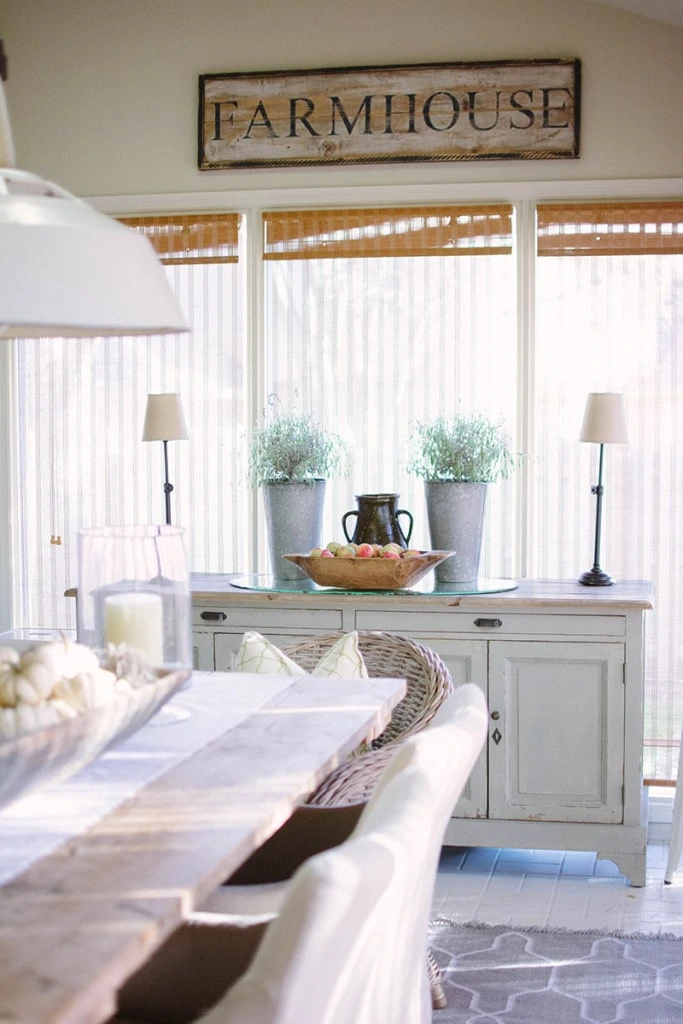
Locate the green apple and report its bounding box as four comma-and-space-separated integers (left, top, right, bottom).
337, 545, 357, 558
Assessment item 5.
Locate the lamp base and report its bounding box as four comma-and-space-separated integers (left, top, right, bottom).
578, 568, 615, 587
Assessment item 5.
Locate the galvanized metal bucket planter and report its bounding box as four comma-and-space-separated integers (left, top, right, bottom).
263, 480, 326, 580
424, 481, 488, 583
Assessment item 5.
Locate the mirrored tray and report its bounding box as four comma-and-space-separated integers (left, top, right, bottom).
231, 575, 519, 597
0, 667, 190, 813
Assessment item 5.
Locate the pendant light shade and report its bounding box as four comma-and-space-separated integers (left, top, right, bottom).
0, 168, 187, 338
0, 52, 187, 340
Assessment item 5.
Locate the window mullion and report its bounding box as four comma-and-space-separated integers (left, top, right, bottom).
514, 199, 536, 580
245, 206, 266, 575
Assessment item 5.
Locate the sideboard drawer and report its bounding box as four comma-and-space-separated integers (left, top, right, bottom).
354, 609, 626, 639
193, 605, 343, 631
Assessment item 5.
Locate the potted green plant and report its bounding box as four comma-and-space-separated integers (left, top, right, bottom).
406, 412, 517, 583
249, 412, 350, 580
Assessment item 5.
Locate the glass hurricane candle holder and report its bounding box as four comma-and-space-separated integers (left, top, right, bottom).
77, 525, 192, 671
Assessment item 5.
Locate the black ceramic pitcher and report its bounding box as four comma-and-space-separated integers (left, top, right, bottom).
341, 493, 414, 548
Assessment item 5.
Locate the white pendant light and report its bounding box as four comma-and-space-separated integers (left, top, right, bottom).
0, 43, 187, 339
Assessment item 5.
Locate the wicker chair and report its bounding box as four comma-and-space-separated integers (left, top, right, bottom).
285, 630, 454, 807
226, 629, 455, 1009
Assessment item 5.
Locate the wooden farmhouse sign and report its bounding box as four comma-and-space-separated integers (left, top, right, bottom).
198, 59, 580, 170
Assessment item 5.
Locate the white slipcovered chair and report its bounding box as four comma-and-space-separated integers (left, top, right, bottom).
112, 683, 488, 1024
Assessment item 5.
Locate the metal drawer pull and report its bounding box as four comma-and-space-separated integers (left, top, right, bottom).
474, 617, 503, 628
200, 611, 227, 622
491, 711, 500, 721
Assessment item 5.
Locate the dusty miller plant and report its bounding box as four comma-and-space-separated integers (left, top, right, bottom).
406, 413, 517, 483
249, 412, 350, 486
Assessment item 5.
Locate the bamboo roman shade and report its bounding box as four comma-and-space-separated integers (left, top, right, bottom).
118, 213, 240, 264
263, 205, 513, 260
537, 202, 683, 256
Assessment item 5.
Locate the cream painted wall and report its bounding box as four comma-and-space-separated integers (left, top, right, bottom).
2, 0, 682, 199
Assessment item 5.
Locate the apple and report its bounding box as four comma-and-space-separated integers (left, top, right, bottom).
309, 547, 324, 557
381, 543, 403, 555
326, 541, 342, 554
356, 543, 374, 558
336, 545, 357, 558
320, 549, 335, 558
371, 544, 383, 556
402, 549, 423, 558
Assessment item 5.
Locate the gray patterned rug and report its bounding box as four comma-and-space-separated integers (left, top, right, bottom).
428, 919, 683, 1023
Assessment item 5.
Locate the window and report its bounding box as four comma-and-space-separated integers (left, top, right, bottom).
9, 196, 683, 782
534, 201, 683, 782
14, 213, 247, 627
262, 205, 517, 570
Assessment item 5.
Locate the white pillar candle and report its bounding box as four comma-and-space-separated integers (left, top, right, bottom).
103, 592, 164, 666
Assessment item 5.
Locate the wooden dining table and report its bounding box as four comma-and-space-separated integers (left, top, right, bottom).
0, 670, 406, 1024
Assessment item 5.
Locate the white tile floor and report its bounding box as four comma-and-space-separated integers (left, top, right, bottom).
432, 841, 683, 936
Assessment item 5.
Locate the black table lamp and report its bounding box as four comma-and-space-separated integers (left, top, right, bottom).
578, 392, 628, 586
142, 393, 189, 525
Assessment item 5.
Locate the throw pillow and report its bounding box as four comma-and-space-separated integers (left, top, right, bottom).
234, 631, 369, 679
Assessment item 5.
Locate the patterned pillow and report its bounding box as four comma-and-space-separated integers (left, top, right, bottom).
234, 630, 369, 679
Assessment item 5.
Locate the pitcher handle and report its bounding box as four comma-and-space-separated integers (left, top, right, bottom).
341, 510, 358, 543
397, 509, 414, 545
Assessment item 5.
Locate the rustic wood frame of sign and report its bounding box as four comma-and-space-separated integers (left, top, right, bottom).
198, 58, 580, 170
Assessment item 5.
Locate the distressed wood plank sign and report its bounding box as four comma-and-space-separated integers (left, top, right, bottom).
198, 59, 580, 169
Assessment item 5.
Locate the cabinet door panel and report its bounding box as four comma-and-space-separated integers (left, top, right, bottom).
405, 637, 488, 819
214, 631, 314, 671
192, 631, 215, 670
488, 641, 624, 824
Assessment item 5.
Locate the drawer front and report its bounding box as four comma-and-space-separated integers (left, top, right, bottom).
193, 605, 343, 630
354, 610, 625, 639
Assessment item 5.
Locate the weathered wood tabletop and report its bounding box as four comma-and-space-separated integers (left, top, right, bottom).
0, 671, 406, 1024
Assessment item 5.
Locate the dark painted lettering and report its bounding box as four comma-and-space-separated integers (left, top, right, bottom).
289, 97, 319, 137
381, 94, 418, 134
467, 91, 501, 131
509, 90, 535, 129
329, 95, 373, 135
243, 101, 278, 139
542, 88, 571, 128
422, 92, 460, 131
212, 101, 237, 140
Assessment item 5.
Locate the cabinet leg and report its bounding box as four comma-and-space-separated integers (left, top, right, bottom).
664, 741, 683, 884
597, 851, 646, 887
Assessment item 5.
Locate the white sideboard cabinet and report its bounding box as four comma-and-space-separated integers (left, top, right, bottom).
190, 575, 653, 886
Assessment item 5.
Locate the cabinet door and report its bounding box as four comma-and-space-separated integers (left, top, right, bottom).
407, 637, 488, 819
192, 631, 215, 670
488, 641, 625, 824
214, 631, 314, 670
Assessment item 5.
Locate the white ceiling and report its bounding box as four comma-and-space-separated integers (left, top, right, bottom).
591, 0, 683, 29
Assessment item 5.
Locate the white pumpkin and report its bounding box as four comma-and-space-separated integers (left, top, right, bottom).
21, 638, 99, 683
54, 668, 118, 711
0, 646, 20, 666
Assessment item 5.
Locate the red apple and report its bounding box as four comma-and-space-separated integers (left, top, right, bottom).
357, 543, 374, 558
320, 549, 334, 558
